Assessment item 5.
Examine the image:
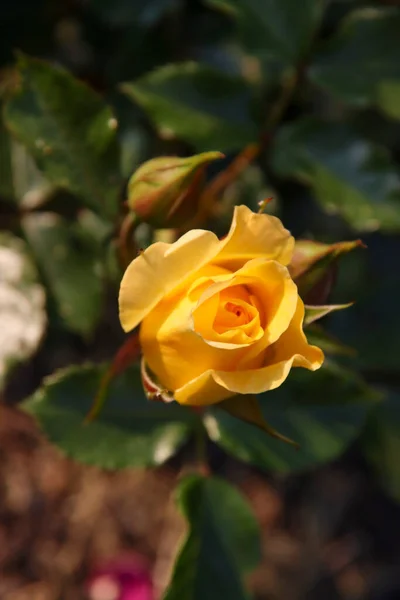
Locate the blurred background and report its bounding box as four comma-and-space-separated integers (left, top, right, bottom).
1, 0, 400, 599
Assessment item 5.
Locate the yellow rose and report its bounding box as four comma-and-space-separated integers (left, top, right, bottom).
119, 205, 324, 406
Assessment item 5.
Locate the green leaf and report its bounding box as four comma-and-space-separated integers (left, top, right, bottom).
306, 324, 356, 357
23, 212, 104, 337
4, 55, 121, 219
304, 303, 353, 325
272, 118, 400, 232
332, 246, 400, 371
0, 103, 49, 207
122, 62, 258, 152
291, 238, 362, 305
90, 0, 176, 26
377, 80, 400, 121
309, 8, 400, 117
362, 394, 400, 501
164, 474, 260, 600
220, 395, 298, 447
0, 233, 46, 387
206, 0, 324, 67
291, 238, 363, 281
205, 362, 376, 473
291, 238, 363, 304
24, 363, 195, 469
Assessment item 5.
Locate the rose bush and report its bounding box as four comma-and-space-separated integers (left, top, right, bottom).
119, 205, 324, 406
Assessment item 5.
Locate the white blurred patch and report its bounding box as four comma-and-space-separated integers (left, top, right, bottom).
0, 242, 46, 382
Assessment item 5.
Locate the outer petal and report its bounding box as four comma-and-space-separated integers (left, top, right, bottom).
193, 258, 298, 349
174, 366, 285, 406
215, 205, 295, 269
174, 371, 233, 406
265, 297, 324, 369
139, 289, 263, 392
174, 298, 324, 406
119, 205, 294, 332
119, 229, 220, 332
141, 258, 298, 395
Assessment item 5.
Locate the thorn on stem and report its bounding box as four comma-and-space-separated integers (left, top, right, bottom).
257, 197, 273, 213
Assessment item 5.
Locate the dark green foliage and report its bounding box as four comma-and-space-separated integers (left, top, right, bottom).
272, 118, 400, 231
4, 56, 121, 220
362, 394, 400, 502
206, 0, 324, 68
310, 8, 400, 112
24, 364, 195, 469
22, 213, 105, 336
163, 475, 261, 600
206, 362, 378, 473
122, 63, 258, 152
1, 1, 400, 595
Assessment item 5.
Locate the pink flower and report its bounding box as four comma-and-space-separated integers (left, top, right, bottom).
87, 555, 153, 600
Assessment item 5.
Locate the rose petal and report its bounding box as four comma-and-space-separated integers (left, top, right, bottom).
140, 286, 263, 391
119, 206, 294, 332
119, 230, 220, 332
140, 258, 299, 393
194, 258, 298, 348
193, 286, 263, 348
266, 297, 325, 368
174, 298, 323, 406
215, 204, 295, 269
174, 370, 233, 405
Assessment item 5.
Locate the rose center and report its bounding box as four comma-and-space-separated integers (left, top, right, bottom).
214, 300, 250, 329
212, 287, 261, 335
227, 303, 244, 318
191, 278, 266, 345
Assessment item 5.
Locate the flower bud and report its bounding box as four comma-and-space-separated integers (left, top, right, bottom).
290, 239, 364, 304
127, 151, 224, 228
